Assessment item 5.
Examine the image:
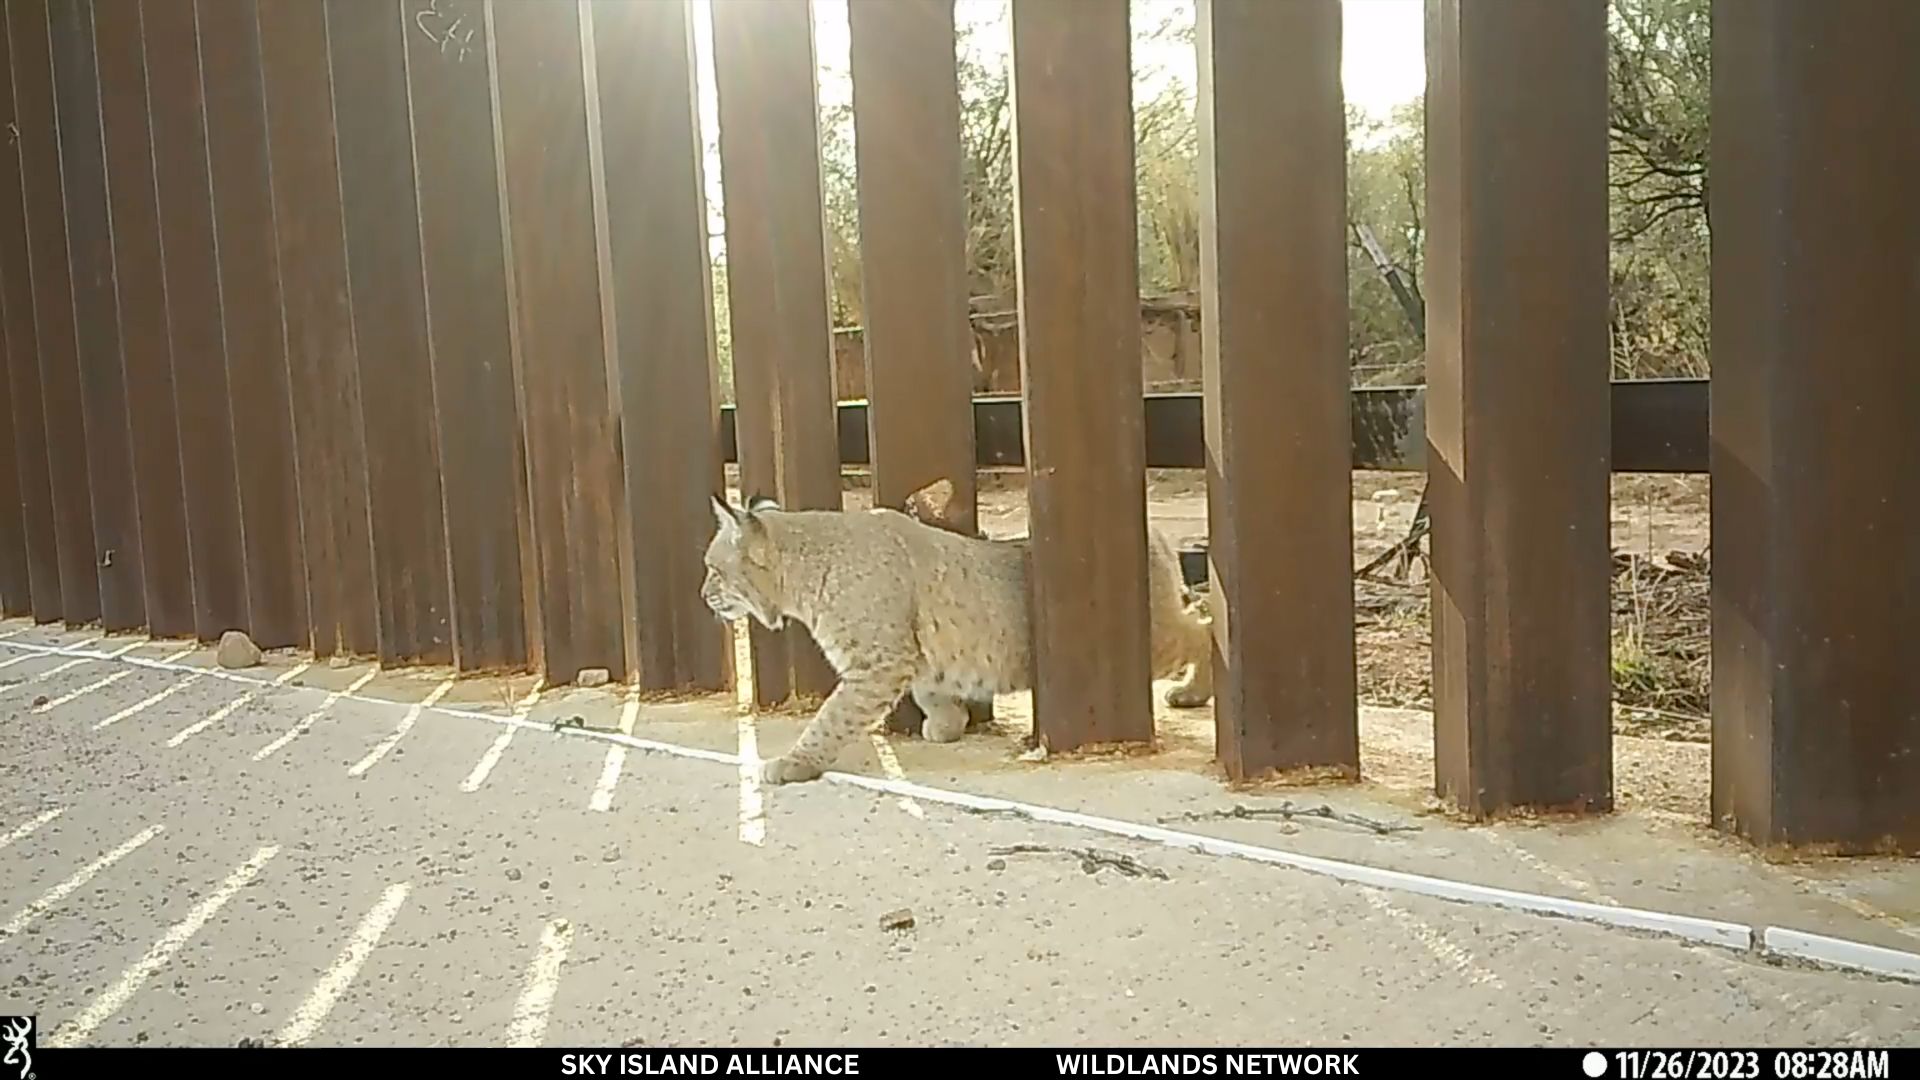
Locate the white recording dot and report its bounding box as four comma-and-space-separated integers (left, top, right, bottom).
1583, 1052, 1608, 1078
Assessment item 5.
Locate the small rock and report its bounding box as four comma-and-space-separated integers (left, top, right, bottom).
216, 630, 263, 669
506, 868, 522, 882
328, 655, 352, 669
31, 695, 47, 708
237, 1037, 264, 1049
863, 983, 878, 994
878, 908, 915, 932
578, 667, 611, 688
1018, 745, 1049, 763
986, 858, 1007, 872
602, 847, 621, 863
250, 1002, 264, 1015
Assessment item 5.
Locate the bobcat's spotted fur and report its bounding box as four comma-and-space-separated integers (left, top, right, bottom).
701, 488, 1212, 785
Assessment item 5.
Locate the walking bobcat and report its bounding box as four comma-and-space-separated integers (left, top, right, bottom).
701, 487, 1212, 785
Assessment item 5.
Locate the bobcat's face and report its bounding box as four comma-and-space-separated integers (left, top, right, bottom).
703, 497, 785, 631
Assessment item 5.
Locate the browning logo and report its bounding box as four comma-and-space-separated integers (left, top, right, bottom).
0, 1016, 32, 1080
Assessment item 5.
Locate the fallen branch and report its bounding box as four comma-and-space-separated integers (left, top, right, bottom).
1158, 801, 1420, 836
1356, 487, 1430, 582
1615, 702, 1710, 727
988, 843, 1170, 880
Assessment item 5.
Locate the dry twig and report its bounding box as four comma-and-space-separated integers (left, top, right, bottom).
988, 844, 1170, 880
1158, 802, 1419, 836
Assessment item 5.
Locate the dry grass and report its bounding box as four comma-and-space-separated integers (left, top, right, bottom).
1352, 552, 1711, 742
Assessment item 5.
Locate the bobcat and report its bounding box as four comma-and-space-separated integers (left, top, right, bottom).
700, 485, 1213, 785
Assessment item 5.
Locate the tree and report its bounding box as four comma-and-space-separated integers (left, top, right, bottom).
1608, 0, 1709, 241
1346, 100, 1427, 383
1606, 0, 1710, 378
713, 0, 1714, 393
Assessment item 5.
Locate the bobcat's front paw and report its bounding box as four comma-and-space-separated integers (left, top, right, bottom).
920, 707, 969, 744
759, 754, 824, 785
1165, 683, 1211, 709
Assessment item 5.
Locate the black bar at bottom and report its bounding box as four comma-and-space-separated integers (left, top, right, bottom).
38, 1045, 1913, 1078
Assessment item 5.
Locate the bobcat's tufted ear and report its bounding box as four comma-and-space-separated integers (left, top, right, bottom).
711, 495, 744, 540
903, 477, 956, 525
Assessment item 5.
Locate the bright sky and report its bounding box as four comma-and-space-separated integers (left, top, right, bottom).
687, 0, 1427, 235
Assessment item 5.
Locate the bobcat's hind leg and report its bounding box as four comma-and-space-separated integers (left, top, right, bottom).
1165, 655, 1213, 708
911, 682, 970, 743
760, 660, 917, 785
1161, 608, 1215, 709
